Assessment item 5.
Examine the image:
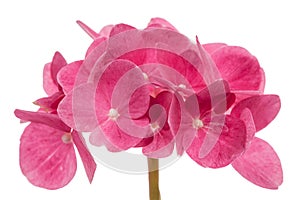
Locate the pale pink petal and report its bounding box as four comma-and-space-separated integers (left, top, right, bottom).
89, 127, 122, 152
72, 131, 96, 183
146, 17, 178, 31
20, 123, 76, 189
231, 95, 281, 132
232, 137, 283, 189
57, 83, 99, 132
85, 37, 107, 57
209, 45, 265, 99
187, 115, 246, 168
203, 43, 227, 55
43, 63, 59, 95
57, 60, 82, 94
14, 109, 70, 132
99, 24, 114, 38
33, 91, 65, 112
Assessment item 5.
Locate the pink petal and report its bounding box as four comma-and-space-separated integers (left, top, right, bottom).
57, 60, 82, 94
85, 37, 107, 57
203, 43, 227, 55
120, 48, 206, 92
185, 80, 231, 118
94, 60, 150, 149
231, 95, 281, 132
33, 91, 65, 112
209, 45, 265, 100
50, 51, 67, 87
146, 17, 178, 31
239, 108, 256, 147
72, 131, 96, 183
43, 63, 59, 95
89, 127, 122, 152
57, 83, 99, 132
99, 24, 114, 38
232, 137, 283, 189
20, 123, 76, 189
109, 23, 136, 37
142, 92, 176, 158
187, 115, 246, 168
76, 20, 99, 39
14, 109, 70, 132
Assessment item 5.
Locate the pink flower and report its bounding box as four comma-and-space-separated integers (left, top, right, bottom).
57, 18, 223, 155
15, 110, 96, 189
185, 80, 247, 168
230, 95, 283, 189
15, 51, 96, 189
203, 43, 265, 102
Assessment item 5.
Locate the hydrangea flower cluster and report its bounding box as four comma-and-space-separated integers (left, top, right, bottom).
15, 18, 282, 193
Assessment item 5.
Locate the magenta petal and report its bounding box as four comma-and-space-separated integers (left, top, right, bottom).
57, 60, 82, 94
76, 20, 99, 39
209, 45, 265, 98
20, 123, 76, 189
231, 95, 281, 132
109, 23, 136, 37
232, 137, 283, 189
72, 131, 96, 183
185, 80, 231, 117
14, 109, 70, 132
51, 52, 67, 87
34, 91, 65, 111
146, 17, 178, 31
187, 115, 246, 168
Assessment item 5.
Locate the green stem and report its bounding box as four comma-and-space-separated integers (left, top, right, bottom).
147, 158, 161, 200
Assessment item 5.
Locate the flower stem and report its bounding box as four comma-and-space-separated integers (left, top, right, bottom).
147, 157, 161, 200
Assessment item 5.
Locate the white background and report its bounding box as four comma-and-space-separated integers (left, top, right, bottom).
0, 0, 299, 199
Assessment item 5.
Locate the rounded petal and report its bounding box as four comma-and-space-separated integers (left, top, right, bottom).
231, 95, 281, 132
210, 45, 265, 100
58, 83, 98, 132
232, 137, 283, 189
146, 17, 178, 31
57, 60, 83, 94
20, 123, 76, 189
187, 115, 246, 168
203, 43, 227, 54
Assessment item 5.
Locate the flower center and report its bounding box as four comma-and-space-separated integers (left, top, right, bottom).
142, 72, 149, 80
178, 84, 186, 89
108, 108, 119, 120
150, 122, 160, 133
61, 133, 72, 144
193, 118, 204, 130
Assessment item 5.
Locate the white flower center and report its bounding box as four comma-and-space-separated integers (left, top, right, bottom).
61, 133, 72, 144
150, 122, 160, 133
108, 108, 119, 120
142, 72, 149, 80
193, 118, 204, 130
178, 84, 186, 89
